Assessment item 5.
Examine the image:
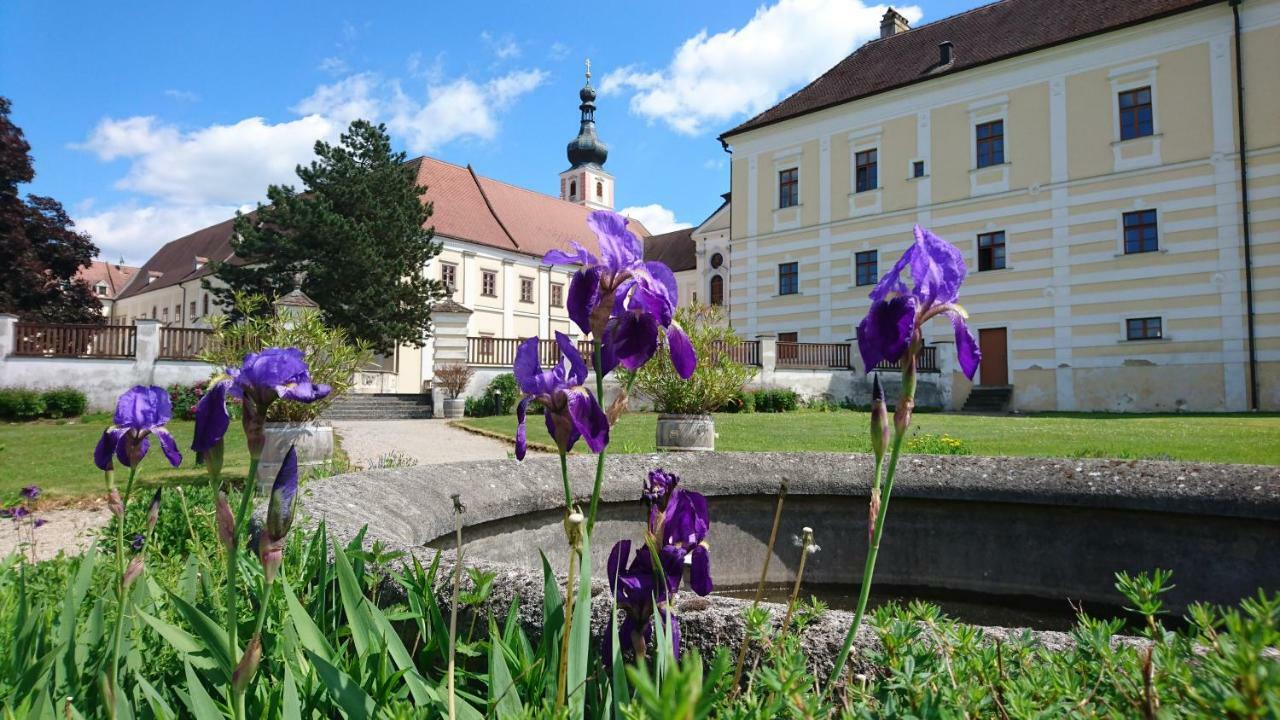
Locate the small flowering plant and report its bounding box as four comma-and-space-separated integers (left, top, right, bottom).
3, 484, 45, 562
829, 225, 981, 693
607, 469, 713, 660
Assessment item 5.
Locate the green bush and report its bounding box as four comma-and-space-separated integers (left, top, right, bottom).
466, 373, 518, 417
622, 304, 756, 415
166, 382, 207, 420
40, 387, 87, 419
751, 387, 799, 413
717, 388, 755, 413
0, 387, 46, 421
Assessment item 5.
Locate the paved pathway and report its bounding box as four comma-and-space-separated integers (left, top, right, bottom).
333, 418, 515, 468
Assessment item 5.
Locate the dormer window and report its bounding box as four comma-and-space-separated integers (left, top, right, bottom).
95, 282, 108, 296
194, 256, 208, 271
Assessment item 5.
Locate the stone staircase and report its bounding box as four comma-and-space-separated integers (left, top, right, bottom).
961, 385, 1013, 413
324, 393, 434, 420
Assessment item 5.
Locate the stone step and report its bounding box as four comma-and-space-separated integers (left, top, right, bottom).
325, 393, 434, 420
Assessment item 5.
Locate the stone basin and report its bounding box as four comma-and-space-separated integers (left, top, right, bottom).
300, 452, 1280, 672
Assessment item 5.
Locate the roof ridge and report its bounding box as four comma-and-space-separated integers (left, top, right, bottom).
863, 0, 1013, 46
466, 163, 520, 250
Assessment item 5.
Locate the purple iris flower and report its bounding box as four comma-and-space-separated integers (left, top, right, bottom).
260, 445, 299, 584
857, 225, 981, 379
20, 485, 39, 501
198, 347, 330, 459
33, 518, 47, 528
607, 539, 688, 659
10, 506, 28, 521
93, 386, 182, 471
513, 332, 609, 461
191, 378, 231, 453
131, 533, 145, 552
544, 210, 696, 379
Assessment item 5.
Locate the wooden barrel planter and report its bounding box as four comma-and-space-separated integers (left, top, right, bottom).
257, 422, 335, 492
655, 413, 716, 452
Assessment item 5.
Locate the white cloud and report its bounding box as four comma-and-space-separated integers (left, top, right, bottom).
620, 204, 692, 235
548, 42, 571, 61
74, 65, 548, 261
601, 0, 921, 135
389, 69, 547, 154
480, 31, 521, 60
77, 203, 244, 266
318, 56, 351, 76
79, 114, 338, 205
164, 89, 200, 103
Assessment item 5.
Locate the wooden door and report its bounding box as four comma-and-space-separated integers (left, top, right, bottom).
978, 328, 1008, 386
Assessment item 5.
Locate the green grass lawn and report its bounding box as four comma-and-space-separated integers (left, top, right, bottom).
0, 412, 253, 500
459, 410, 1280, 465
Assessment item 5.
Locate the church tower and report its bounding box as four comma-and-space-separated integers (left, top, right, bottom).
559, 60, 613, 210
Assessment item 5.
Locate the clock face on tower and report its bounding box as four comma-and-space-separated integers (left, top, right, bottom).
710, 253, 724, 269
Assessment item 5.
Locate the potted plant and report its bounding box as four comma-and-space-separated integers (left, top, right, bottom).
435, 362, 474, 419
623, 304, 755, 451
201, 293, 371, 490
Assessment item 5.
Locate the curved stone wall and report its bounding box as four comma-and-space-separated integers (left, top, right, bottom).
304, 452, 1279, 615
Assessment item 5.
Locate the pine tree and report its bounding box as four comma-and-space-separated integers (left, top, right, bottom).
210, 120, 445, 354
0, 97, 102, 322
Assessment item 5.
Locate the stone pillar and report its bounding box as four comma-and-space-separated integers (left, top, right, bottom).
846, 336, 862, 374
134, 319, 163, 384
429, 309, 472, 417
756, 333, 776, 386
0, 313, 16, 362
933, 339, 957, 410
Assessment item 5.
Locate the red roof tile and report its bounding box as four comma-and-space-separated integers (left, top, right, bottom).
77, 260, 139, 299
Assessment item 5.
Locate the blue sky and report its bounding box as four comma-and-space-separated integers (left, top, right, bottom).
1, 0, 979, 265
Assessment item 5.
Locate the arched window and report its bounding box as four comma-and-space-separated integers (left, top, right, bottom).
596, 181, 603, 198
569, 180, 577, 199
709, 275, 724, 307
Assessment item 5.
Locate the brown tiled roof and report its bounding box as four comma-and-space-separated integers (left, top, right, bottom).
721, 0, 1218, 139
643, 228, 696, 273
413, 156, 651, 258
121, 157, 652, 300
116, 218, 235, 300
76, 260, 138, 299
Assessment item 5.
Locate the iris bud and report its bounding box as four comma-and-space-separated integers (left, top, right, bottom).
869, 373, 890, 462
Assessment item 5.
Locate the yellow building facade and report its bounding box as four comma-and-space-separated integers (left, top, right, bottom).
721, 0, 1280, 411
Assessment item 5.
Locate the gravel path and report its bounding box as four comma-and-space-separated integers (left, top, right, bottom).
0, 506, 111, 562
333, 418, 516, 468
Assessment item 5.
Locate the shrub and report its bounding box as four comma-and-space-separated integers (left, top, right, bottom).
751, 387, 799, 413
39, 388, 87, 419
0, 388, 45, 421
199, 292, 372, 422
622, 304, 756, 415
717, 388, 755, 413
434, 362, 474, 399
466, 373, 518, 417
166, 382, 206, 420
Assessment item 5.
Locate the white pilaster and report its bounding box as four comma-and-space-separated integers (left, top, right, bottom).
1049, 75, 1075, 411
461, 250, 478, 309
1210, 33, 1247, 410
537, 265, 551, 339
501, 258, 516, 338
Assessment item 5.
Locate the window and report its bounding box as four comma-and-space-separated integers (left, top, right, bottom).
151, 305, 157, 318
569, 180, 577, 199
95, 282, 108, 296
1118, 86, 1153, 140
519, 277, 534, 303
174, 305, 181, 320
441, 262, 457, 291
778, 262, 799, 295
596, 181, 603, 199
778, 168, 799, 208
912, 160, 925, 178
481, 270, 497, 297
855, 250, 879, 286
162, 307, 169, 321
550, 283, 564, 308
189, 301, 197, 318
202, 293, 209, 316
1126, 317, 1162, 341
1123, 210, 1159, 254
478, 334, 496, 361
855, 149, 878, 193
975, 120, 1004, 168
977, 231, 1007, 271
710, 275, 724, 306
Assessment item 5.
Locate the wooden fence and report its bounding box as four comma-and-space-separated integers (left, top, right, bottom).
874, 345, 940, 373
159, 327, 213, 360
468, 337, 595, 367
12, 322, 136, 359
776, 342, 851, 369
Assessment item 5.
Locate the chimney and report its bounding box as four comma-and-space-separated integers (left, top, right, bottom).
880, 7, 910, 38
938, 40, 955, 66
